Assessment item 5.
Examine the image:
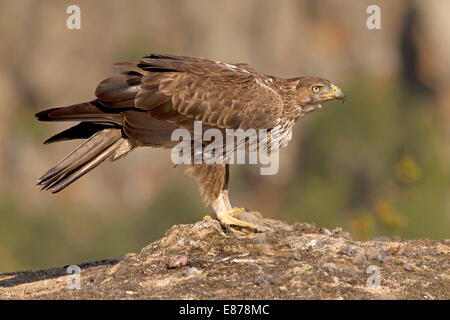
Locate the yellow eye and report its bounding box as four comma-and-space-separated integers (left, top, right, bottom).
312, 86, 321, 93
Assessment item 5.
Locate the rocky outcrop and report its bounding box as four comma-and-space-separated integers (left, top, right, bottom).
0, 218, 448, 299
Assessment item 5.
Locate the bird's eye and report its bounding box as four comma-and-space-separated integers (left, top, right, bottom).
312, 86, 322, 93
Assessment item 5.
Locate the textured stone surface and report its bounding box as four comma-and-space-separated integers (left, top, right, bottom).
0, 219, 448, 299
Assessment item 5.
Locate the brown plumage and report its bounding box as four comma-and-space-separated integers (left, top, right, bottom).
36, 54, 345, 230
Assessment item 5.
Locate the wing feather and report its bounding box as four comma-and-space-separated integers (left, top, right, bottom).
125, 54, 284, 130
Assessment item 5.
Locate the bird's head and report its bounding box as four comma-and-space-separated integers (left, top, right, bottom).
292, 77, 345, 108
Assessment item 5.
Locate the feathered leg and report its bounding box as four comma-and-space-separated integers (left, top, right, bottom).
186, 163, 259, 231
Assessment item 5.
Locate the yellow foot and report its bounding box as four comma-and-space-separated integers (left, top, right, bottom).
217, 207, 258, 232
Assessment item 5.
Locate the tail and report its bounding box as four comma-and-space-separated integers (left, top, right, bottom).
35, 100, 123, 124
37, 128, 126, 193
36, 101, 129, 193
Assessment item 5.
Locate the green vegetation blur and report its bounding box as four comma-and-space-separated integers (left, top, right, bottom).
0, 0, 449, 272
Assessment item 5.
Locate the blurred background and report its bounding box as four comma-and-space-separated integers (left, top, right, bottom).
1, 0, 449, 272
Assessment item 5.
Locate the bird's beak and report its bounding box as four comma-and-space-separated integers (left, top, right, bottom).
332, 84, 345, 101
320, 84, 346, 103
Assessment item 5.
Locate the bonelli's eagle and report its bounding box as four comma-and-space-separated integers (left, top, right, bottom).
36, 54, 345, 231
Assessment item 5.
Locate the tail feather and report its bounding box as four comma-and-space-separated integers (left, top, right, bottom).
37, 128, 123, 193
46, 138, 124, 193
43, 122, 114, 144
35, 100, 123, 124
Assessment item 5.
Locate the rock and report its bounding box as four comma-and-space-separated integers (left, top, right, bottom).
332, 227, 343, 237
167, 255, 189, 269
0, 218, 448, 300
185, 267, 202, 277
322, 262, 340, 273
294, 223, 318, 233
404, 263, 415, 271
255, 273, 278, 286
250, 244, 273, 256
342, 244, 357, 257
253, 234, 268, 244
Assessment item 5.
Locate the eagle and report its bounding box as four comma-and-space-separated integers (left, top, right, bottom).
35, 54, 345, 231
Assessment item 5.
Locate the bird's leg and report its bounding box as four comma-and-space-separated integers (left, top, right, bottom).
187, 163, 262, 231
211, 190, 258, 231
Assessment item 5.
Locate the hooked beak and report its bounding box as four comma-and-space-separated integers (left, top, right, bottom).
332, 84, 345, 101
332, 84, 345, 103
320, 84, 346, 103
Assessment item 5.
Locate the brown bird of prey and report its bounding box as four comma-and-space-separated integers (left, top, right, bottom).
36, 54, 344, 231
